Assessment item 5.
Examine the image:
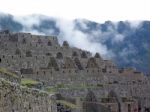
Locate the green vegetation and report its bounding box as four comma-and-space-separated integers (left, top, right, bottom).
56, 100, 78, 109
45, 83, 103, 92
21, 78, 39, 87
0, 68, 19, 78
46, 87, 58, 93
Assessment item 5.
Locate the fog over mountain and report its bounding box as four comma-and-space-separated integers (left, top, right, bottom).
0, 13, 150, 73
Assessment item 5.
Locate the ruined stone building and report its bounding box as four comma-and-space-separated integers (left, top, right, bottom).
0, 30, 150, 112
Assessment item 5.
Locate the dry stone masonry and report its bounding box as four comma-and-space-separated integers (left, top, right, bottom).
0, 30, 150, 112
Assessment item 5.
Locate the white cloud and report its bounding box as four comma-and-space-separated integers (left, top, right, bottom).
56, 19, 109, 56
75, 19, 89, 30
129, 21, 143, 28
12, 15, 110, 56
114, 34, 125, 42
3, 14, 143, 59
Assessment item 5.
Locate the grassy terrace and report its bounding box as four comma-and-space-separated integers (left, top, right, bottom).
0, 68, 19, 78
56, 100, 78, 109
46, 83, 103, 92
21, 78, 39, 87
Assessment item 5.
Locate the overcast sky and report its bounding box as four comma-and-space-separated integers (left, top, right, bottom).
0, 0, 149, 22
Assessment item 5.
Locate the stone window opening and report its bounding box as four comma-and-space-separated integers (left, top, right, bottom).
26, 51, 32, 57
2, 55, 5, 58
43, 71, 46, 75
0, 58, 1, 63
102, 68, 106, 73
63, 41, 69, 47
29, 103, 32, 109
48, 41, 52, 46
75, 70, 77, 73
22, 38, 26, 44
15, 49, 21, 55
94, 53, 101, 58
108, 105, 111, 110
56, 52, 63, 59
69, 70, 71, 73
12, 56, 14, 59
128, 104, 131, 112
81, 51, 87, 58
72, 51, 78, 57
92, 70, 94, 73
46, 53, 52, 56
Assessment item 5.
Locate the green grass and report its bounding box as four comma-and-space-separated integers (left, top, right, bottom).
21, 78, 39, 87
0, 68, 19, 78
46, 87, 58, 93
56, 100, 78, 109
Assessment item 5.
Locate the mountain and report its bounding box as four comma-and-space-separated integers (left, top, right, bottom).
0, 13, 150, 73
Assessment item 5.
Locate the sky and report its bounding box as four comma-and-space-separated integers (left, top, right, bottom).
0, 0, 149, 22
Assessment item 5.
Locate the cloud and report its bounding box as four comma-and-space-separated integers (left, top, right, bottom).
129, 20, 143, 28
55, 18, 109, 57
12, 15, 44, 34
113, 34, 125, 42
6, 14, 143, 60
11, 15, 110, 57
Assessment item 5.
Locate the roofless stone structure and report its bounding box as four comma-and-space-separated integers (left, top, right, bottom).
0, 30, 150, 112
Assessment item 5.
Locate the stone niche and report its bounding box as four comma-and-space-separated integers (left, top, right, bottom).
47, 40, 52, 46
26, 51, 32, 57
81, 51, 87, 58
22, 38, 27, 44
20, 68, 34, 74
15, 48, 21, 55
72, 51, 78, 57
63, 41, 69, 47
94, 53, 101, 58
56, 52, 63, 59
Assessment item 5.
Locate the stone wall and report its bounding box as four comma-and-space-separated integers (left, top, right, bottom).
0, 78, 57, 112
1, 31, 150, 112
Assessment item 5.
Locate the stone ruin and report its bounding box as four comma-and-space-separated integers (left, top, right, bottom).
0, 30, 150, 112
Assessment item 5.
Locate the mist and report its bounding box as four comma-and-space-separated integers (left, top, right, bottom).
0, 13, 143, 60
11, 15, 113, 57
